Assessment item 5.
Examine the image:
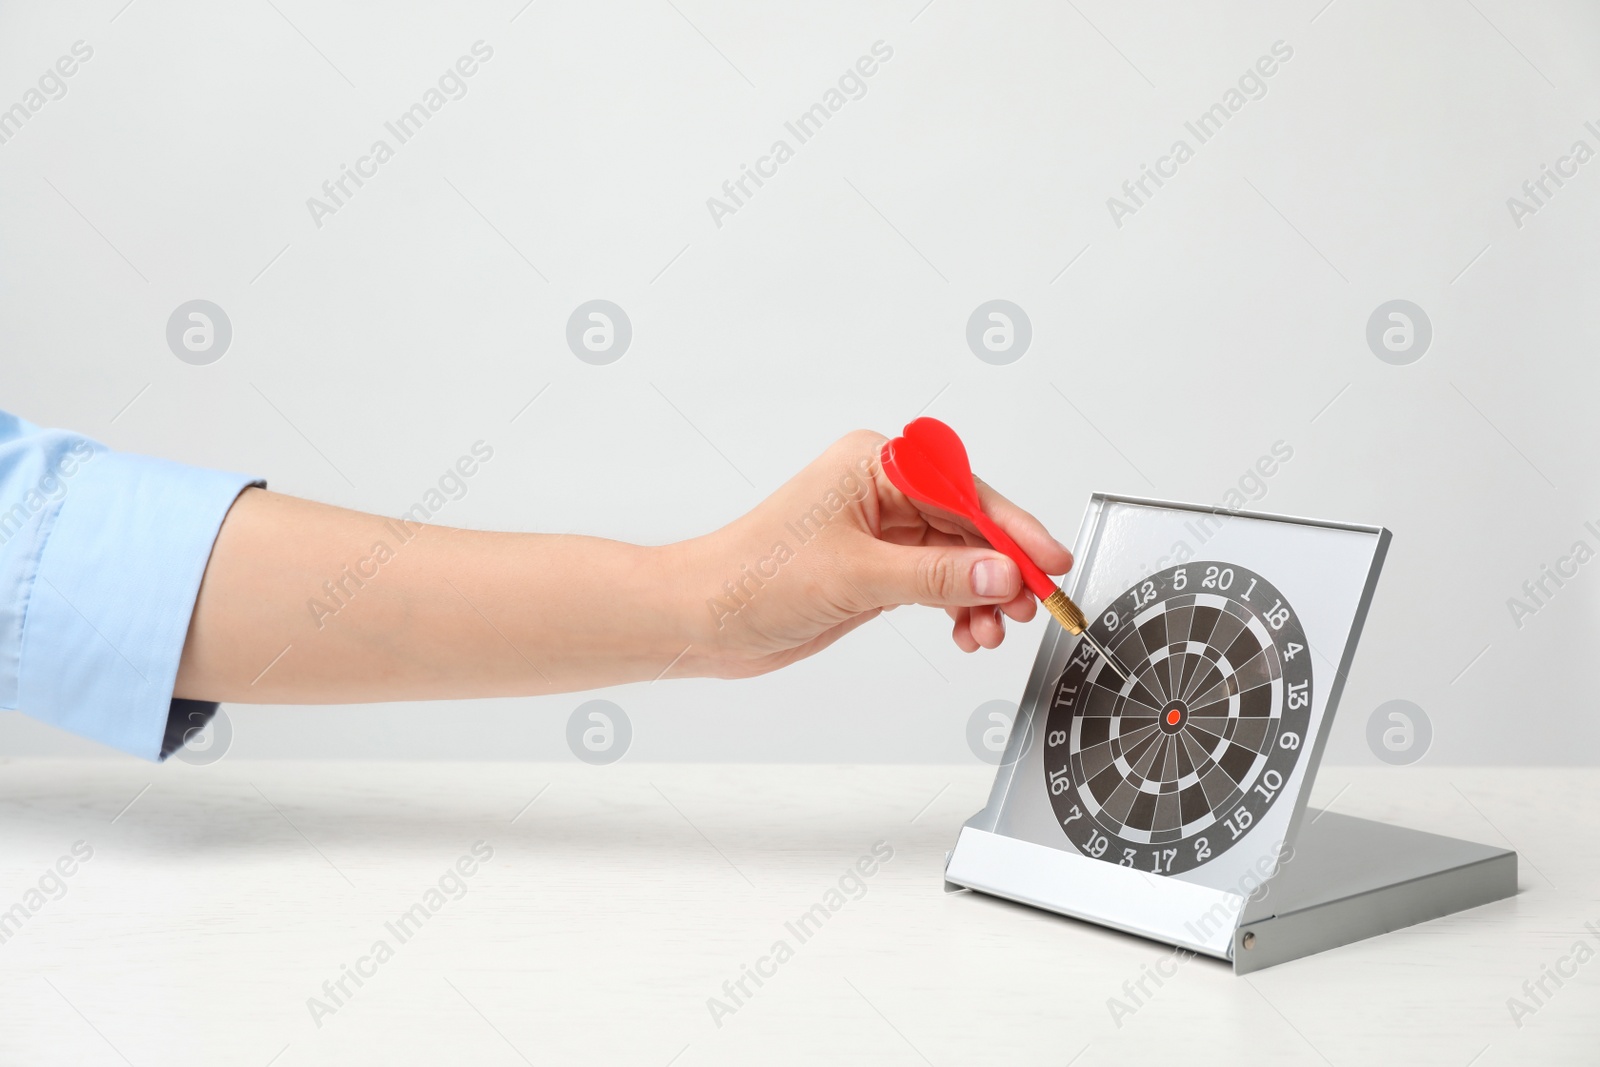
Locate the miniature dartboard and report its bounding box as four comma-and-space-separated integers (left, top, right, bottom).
1043, 561, 1311, 875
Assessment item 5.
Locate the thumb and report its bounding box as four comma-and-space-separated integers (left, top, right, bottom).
860, 543, 1024, 609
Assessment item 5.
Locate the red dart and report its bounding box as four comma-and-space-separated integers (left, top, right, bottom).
880, 417, 1131, 683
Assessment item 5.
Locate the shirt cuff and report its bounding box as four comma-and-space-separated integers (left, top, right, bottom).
17, 447, 261, 761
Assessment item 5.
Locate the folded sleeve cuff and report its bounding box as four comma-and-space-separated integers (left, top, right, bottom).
17, 447, 262, 760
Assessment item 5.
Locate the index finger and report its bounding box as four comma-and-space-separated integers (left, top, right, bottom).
973, 476, 1074, 577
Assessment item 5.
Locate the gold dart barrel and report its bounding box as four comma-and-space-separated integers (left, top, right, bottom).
1041, 589, 1131, 684
1041, 590, 1087, 634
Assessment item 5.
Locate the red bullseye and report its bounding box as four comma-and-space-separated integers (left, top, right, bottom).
1159, 701, 1188, 734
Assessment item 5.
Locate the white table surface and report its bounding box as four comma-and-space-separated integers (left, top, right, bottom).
0, 760, 1593, 1066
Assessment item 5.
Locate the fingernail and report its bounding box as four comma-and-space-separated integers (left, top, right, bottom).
1053, 538, 1073, 557
973, 558, 1007, 598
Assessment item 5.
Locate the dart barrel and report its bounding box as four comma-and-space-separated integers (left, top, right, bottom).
1041, 590, 1088, 635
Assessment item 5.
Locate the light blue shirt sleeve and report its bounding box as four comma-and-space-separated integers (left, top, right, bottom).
1, 410, 263, 760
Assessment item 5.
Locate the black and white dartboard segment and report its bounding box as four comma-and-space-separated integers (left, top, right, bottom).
1044, 562, 1311, 875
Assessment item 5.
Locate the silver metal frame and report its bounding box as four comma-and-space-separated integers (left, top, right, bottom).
943, 495, 1518, 972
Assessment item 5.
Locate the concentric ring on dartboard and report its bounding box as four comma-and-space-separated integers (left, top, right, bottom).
1042, 562, 1312, 876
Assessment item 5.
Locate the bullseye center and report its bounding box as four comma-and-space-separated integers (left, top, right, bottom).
1159, 700, 1188, 735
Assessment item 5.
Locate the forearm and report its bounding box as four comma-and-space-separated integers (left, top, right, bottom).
174, 488, 703, 703
173, 430, 1061, 706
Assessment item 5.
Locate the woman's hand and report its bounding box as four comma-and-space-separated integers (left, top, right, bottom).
677, 430, 1073, 679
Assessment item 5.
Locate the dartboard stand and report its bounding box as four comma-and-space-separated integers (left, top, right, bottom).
943, 495, 1516, 974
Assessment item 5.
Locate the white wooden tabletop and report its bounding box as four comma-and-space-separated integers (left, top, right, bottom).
0, 760, 1592, 1066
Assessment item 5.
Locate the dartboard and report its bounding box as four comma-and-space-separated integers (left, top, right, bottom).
1043, 562, 1311, 876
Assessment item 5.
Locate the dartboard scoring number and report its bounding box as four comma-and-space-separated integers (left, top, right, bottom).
1044, 562, 1311, 875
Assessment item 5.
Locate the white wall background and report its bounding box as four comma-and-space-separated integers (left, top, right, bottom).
1, 0, 1596, 764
